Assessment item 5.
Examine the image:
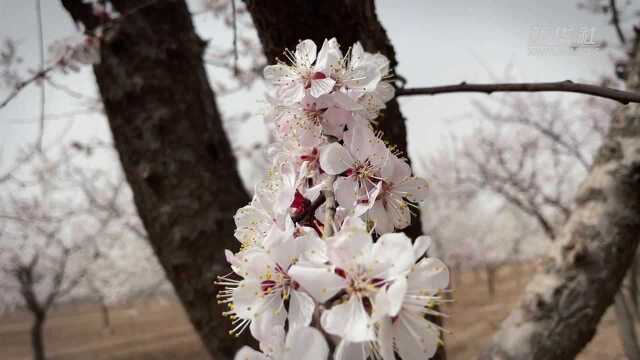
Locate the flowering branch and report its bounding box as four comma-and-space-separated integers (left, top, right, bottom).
322, 175, 336, 238
396, 80, 640, 104
217, 38, 448, 360
0, 66, 55, 109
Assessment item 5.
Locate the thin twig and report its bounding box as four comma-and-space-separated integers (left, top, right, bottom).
292, 192, 326, 224
35, 0, 46, 152
230, 0, 239, 77
322, 175, 336, 238
610, 0, 627, 45
396, 80, 640, 104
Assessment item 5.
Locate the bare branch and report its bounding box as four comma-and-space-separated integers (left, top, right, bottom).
396, 80, 640, 104
609, 0, 627, 45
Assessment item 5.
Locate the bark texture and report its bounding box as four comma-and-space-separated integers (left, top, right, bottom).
63, 1, 252, 358
479, 45, 640, 359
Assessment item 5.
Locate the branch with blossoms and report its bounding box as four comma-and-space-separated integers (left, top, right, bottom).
215, 38, 449, 360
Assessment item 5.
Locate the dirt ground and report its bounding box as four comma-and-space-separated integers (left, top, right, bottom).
0, 263, 625, 359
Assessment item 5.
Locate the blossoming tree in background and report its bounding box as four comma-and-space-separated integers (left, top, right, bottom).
216, 39, 450, 360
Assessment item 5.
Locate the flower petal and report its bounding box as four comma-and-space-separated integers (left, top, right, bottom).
295, 39, 317, 67
284, 326, 329, 360
370, 233, 414, 278
369, 200, 394, 235
309, 77, 336, 98
287, 290, 315, 330
319, 143, 352, 175
413, 235, 432, 261
334, 176, 358, 210
321, 296, 375, 342
334, 340, 370, 360
408, 258, 450, 296
289, 262, 346, 303
394, 311, 439, 360
395, 176, 429, 202
234, 346, 269, 360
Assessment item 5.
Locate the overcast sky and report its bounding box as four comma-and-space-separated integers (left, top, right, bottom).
0, 0, 635, 184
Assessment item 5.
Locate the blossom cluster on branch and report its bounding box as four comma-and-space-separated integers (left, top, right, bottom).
217, 38, 450, 360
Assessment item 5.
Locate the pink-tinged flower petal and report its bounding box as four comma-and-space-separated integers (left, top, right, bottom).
296, 121, 324, 148
277, 82, 306, 105
232, 279, 262, 319
327, 227, 372, 269
386, 277, 408, 317
377, 317, 396, 360
344, 124, 376, 163
322, 107, 351, 138
369, 200, 393, 235
371, 233, 414, 278
395, 176, 429, 202
334, 176, 358, 210
287, 290, 315, 330
390, 199, 411, 230
319, 143, 352, 175
284, 326, 329, 360
354, 181, 381, 217
250, 300, 286, 342
315, 38, 342, 74
394, 311, 439, 360
263, 64, 296, 85
309, 77, 336, 98
408, 258, 449, 296
295, 39, 317, 67
288, 262, 346, 303
330, 90, 363, 111
320, 296, 375, 342
391, 156, 412, 183
334, 340, 370, 360
234, 346, 269, 360
413, 235, 432, 261
374, 81, 395, 103
239, 250, 276, 279
344, 63, 382, 92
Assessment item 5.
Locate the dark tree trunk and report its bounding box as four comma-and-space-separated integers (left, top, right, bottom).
485, 264, 496, 298
62, 1, 252, 358
31, 313, 46, 360
244, 2, 444, 358
99, 301, 111, 331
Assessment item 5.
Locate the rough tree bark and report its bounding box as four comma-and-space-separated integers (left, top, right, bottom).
62, 1, 252, 358
479, 41, 640, 359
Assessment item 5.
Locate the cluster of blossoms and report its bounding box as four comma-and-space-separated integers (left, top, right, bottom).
217, 38, 450, 360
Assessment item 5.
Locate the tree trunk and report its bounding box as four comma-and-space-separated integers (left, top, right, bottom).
486, 264, 496, 298
99, 301, 111, 332
244, 2, 444, 358
31, 313, 46, 360
62, 1, 253, 358
614, 290, 640, 360
479, 42, 640, 359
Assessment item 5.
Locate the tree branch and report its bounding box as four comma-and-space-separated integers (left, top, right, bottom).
397, 80, 640, 104
609, 0, 627, 45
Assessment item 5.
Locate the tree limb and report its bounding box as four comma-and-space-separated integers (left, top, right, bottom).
397, 81, 640, 104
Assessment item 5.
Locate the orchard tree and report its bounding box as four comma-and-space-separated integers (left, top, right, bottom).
1, 0, 640, 359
